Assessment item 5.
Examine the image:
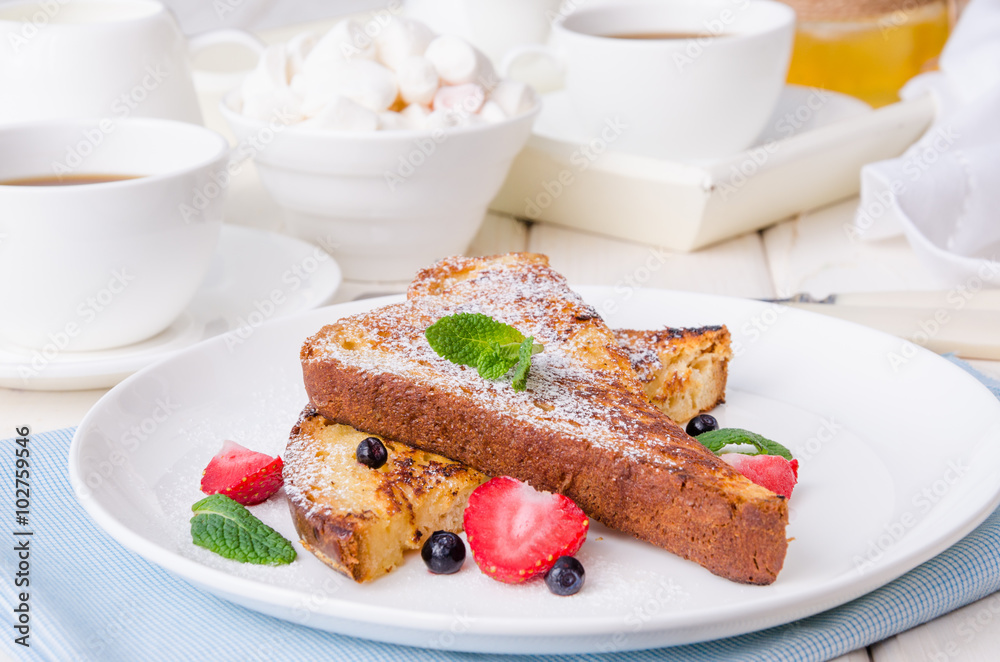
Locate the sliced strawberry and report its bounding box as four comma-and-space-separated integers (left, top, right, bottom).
463, 476, 589, 584
721, 453, 798, 499
200, 440, 284, 505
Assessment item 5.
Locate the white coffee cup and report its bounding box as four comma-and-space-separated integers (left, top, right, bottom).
0, 0, 263, 125
0, 118, 230, 351
502, 0, 795, 160
405, 0, 563, 65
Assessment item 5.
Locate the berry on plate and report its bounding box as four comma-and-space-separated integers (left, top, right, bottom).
200, 440, 284, 505
720, 453, 799, 499
545, 556, 585, 596
421, 530, 466, 575
463, 476, 589, 584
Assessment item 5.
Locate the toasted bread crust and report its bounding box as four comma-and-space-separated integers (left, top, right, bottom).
302, 253, 787, 584
286, 407, 486, 582
615, 326, 732, 423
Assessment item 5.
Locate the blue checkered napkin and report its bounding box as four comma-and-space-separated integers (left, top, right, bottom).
2, 359, 999, 662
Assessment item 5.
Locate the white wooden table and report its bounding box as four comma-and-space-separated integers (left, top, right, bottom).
2, 196, 998, 661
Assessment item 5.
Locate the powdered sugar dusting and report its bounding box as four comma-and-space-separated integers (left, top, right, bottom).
303, 255, 718, 467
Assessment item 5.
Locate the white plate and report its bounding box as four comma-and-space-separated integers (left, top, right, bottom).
0, 225, 341, 391
69, 288, 1000, 654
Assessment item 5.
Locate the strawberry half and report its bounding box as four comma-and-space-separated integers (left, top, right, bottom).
463, 476, 589, 584
200, 440, 284, 505
721, 453, 799, 499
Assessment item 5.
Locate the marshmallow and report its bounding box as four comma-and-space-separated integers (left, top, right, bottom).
489, 80, 534, 118
432, 83, 485, 115
329, 18, 378, 61
286, 31, 319, 77
396, 55, 439, 107
401, 102, 430, 130
242, 87, 304, 122
241, 44, 290, 101
377, 111, 409, 131
424, 35, 495, 86
425, 108, 459, 131
479, 100, 507, 124
297, 19, 375, 84
375, 17, 436, 71
298, 59, 399, 116
299, 95, 378, 131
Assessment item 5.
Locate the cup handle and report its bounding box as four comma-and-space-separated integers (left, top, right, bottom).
499, 43, 566, 85
188, 28, 266, 58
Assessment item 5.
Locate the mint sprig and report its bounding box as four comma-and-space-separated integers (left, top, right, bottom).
425, 313, 543, 391
694, 428, 793, 460
190, 494, 296, 565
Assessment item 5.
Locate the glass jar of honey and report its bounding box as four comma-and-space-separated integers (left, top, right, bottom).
781, 0, 953, 107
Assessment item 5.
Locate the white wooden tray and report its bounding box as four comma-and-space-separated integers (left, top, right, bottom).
490, 87, 935, 251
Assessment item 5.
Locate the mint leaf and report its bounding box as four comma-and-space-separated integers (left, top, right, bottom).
425, 313, 544, 389
478, 341, 517, 380
190, 494, 296, 565
425, 313, 525, 366
511, 337, 536, 391
694, 428, 793, 460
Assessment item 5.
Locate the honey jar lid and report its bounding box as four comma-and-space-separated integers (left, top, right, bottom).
778, 0, 941, 22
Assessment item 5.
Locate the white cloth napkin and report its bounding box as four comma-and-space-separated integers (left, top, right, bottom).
855, 0, 1000, 287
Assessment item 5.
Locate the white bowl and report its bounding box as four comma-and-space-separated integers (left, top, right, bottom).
0, 118, 229, 351
220, 91, 539, 281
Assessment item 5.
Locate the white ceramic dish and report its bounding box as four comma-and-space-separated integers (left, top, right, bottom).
69, 287, 1000, 654
0, 118, 230, 351
503, 0, 795, 160
219, 89, 540, 283
489, 87, 936, 251
0, 225, 341, 391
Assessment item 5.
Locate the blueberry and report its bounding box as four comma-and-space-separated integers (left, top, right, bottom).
421, 531, 465, 574
356, 436, 388, 469
545, 556, 585, 596
686, 414, 719, 437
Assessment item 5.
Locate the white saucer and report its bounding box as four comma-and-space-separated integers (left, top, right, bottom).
0, 225, 342, 391
533, 85, 873, 164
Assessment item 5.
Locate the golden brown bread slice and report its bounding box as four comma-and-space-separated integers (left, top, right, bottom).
284, 406, 487, 582
286, 326, 729, 583
615, 326, 731, 423
301, 253, 788, 584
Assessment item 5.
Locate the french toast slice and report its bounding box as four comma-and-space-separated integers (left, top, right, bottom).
286, 327, 728, 583
301, 253, 788, 584
284, 406, 487, 582
615, 326, 731, 423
